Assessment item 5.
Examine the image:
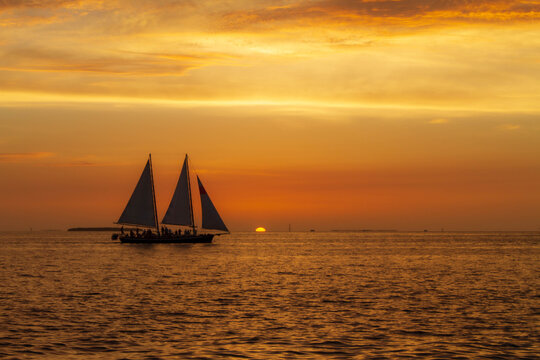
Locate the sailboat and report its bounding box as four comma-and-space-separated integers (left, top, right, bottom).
113, 154, 229, 243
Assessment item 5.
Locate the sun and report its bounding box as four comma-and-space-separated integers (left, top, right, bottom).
255, 227, 266, 232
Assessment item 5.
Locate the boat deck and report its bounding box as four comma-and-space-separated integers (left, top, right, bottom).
117, 234, 214, 244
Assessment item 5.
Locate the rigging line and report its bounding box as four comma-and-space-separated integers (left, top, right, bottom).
149, 153, 160, 236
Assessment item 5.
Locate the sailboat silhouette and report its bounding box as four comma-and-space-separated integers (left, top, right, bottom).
114, 154, 228, 243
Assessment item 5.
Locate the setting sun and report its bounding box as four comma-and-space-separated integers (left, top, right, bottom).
255, 227, 266, 233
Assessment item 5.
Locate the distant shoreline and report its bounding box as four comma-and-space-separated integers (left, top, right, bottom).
67, 227, 123, 232
331, 229, 398, 232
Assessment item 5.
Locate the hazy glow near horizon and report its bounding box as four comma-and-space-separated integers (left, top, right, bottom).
0, 1, 539, 231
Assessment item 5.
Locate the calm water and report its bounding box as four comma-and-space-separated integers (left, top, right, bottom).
0, 231, 538, 359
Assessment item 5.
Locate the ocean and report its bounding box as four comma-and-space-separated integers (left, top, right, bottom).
0, 231, 538, 359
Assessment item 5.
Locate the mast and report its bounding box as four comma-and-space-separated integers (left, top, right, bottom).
185, 154, 196, 234
149, 154, 160, 236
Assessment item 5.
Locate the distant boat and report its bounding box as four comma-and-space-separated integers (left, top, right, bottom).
113, 154, 229, 243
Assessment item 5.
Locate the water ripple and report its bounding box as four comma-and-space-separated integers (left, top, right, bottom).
0, 231, 538, 359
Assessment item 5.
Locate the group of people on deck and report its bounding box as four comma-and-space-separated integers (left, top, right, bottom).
160, 226, 196, 236
120, 226, 196, 238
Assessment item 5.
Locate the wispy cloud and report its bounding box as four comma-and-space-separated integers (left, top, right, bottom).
221, 0, 540, 29
429, 118, 449, 124
0, 152, 112, 166
0, 0, 77, 11
500, 124, 521, 130
0, 47, 207, 76
53, 160, 98, 167
3, 1, 538, 34
0, 152, 54, 162
48, 155, 128, 167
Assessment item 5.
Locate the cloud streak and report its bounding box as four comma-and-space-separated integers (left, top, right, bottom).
429, 118, 449, 124
3, 1, 538, 32
222, 0, 540, 28
0, 46, 221, 76
0, 0, 77, 11
0, 152, 54, 162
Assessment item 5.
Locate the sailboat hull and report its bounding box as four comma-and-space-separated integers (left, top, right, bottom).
118, 234, 214, 244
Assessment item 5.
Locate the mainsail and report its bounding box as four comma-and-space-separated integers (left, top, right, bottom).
117, 156, 158, 228
162, 155, 194, 227
197, 176, 229, 232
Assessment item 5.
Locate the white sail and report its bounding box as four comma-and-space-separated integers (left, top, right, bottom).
197, 176, 228, 232
117, 158, 157, 228
162, 155, 193, 226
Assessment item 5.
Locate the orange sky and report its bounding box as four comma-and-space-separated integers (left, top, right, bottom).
1, 1, 539, 231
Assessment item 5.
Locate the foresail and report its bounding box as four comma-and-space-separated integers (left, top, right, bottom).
197, 176, 228, 232
162, 156, 193, 226
117, 159, 157, 227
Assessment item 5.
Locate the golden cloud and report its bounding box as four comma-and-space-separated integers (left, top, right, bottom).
0, 0, 538, 112
0, 46, 211, 75
3, 1, 537, 32
221, 0, 540, 28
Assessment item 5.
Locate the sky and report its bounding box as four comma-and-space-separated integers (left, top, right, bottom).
1, 0, 539, 231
